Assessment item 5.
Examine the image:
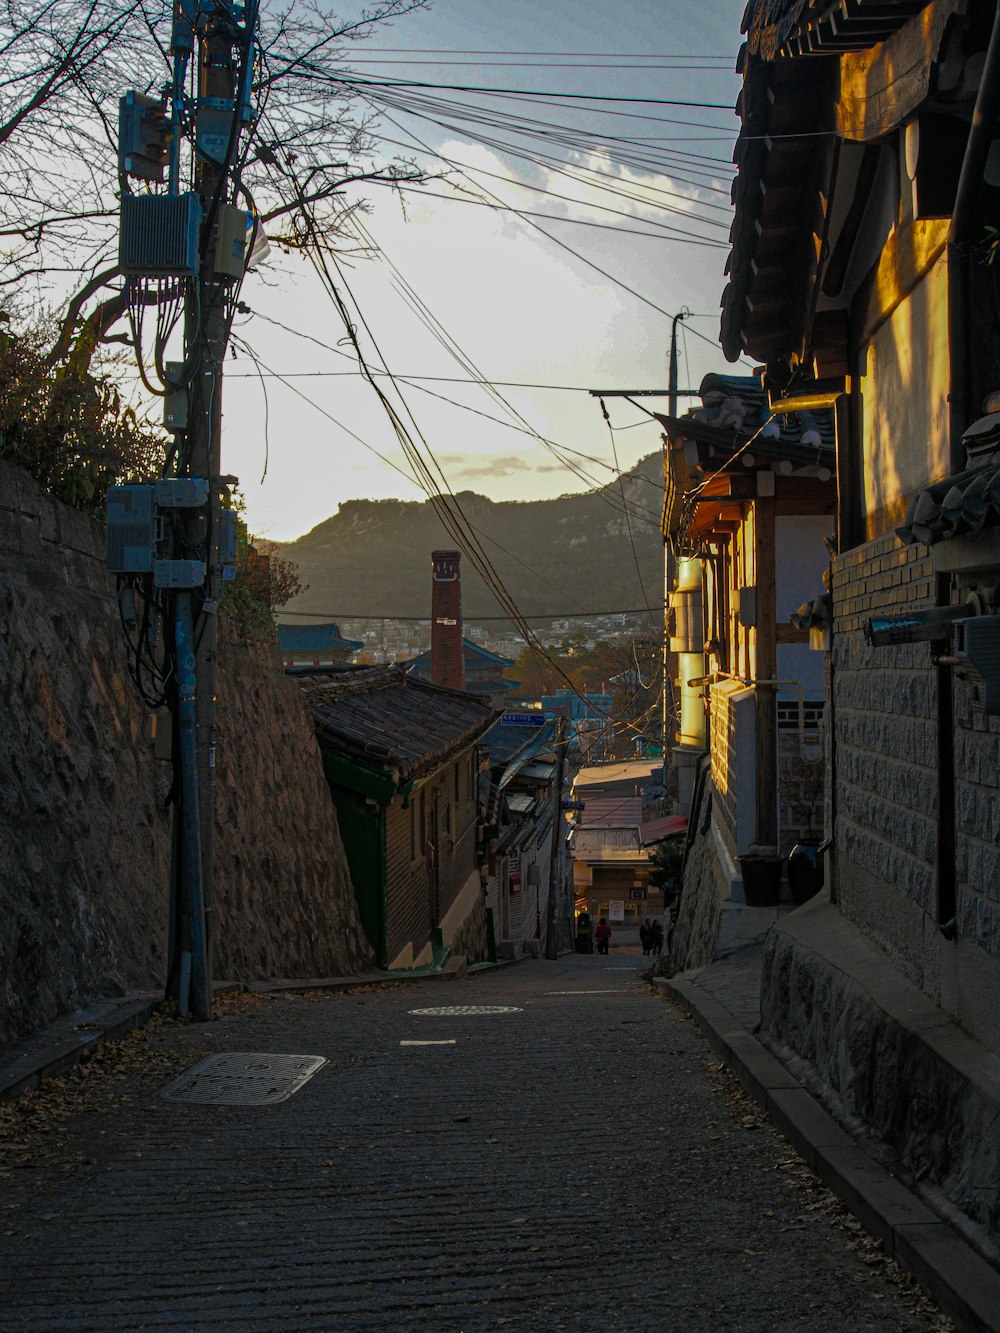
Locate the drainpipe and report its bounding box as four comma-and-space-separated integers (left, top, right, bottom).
174, 593, 208, 1019
670, 555, 707, 817
675, 557, 706, 750
938, 11, 1000, 935
948, 3, 1000, 471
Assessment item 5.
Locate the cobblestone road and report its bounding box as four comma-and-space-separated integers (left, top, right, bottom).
0, 951, 948, 1331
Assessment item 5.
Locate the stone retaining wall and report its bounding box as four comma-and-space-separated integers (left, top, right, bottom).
761, 898, 1000, 1253
0, 460, 370, 1046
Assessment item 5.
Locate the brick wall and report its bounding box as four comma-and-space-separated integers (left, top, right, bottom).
830, 533, 938, 936
384, 746, 480, 963
430, 550, 464, 691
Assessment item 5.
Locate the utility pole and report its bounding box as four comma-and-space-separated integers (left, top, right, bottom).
185, 7, 251, 999
663, 308, 690, 778
545, 713, 567, 959
588, 317, 695, 771
112, 0, 258, 1021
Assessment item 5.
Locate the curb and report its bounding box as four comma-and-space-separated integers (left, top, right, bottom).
656, 972, 1000, 1333
0, 995, 160, 1102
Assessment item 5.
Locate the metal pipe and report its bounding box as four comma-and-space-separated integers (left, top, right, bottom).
175, 593, 210, 1019
864, 604, 968, 647
948, 4, 1000, 469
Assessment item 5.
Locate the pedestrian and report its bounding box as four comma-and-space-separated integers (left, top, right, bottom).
651, 919, 664, 956
639, 918, 652, 955
595, 917, 612, 955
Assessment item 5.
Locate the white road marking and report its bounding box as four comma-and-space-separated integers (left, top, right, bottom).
400, 1039, 457, 1047
544, 989, 630, 995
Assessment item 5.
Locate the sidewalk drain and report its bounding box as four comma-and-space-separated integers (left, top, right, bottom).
160, 1053, 327, 1105
409, 1005, 522, 1016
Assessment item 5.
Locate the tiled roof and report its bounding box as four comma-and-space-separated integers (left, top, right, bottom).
573, 796, 645, 827
897, 455, 1000, 546
506, 792, 537, 815
721, 51, 833, 366
638, 814, 689, 845
656, 373, 835, 464
298, 665, 496, 784
410, 639, 515, 671
481, 717, 556, 768
276, 622, 362, 652
897, 414, 1000, 546
460, 676, 520, 696
745, 0, 930, 61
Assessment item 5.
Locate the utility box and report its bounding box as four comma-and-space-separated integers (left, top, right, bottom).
219, 508, 239, 580
214, 205, 250, 278
118, 91, 170, 183
953, 615, 1000, 714
153, 559, 206, 589
738, 586, 758, 628
119, 192, 201, 277
163, 361, 188, 431
106, 486, 157, 573
155, 478, 209, 508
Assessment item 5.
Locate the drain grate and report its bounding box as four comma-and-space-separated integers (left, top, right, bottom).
160, 1052, 327, 1105
408, 1005, 522, 1016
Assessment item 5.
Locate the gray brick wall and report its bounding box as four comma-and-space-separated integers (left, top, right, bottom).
833, 536, 1000, 963
831, 535, 938, 925
952, 644, 1000, 956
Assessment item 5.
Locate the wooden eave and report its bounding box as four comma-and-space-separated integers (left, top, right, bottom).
746, 0, 932, 61
720, 51, 837, 365
688, 500, 746, 542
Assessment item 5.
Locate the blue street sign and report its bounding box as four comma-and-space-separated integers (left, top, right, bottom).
500, 712, 546, 727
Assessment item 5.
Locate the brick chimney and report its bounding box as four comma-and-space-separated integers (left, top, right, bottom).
431, 549, 465, 691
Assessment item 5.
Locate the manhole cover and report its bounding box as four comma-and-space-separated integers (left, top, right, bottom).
160, 1052, 327, 1105
408, 1005, 522, 1016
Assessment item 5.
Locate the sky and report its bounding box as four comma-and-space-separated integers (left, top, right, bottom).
220, 0, 748, 541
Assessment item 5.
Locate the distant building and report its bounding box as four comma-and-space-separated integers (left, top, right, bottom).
567, 760, 669, 926
540, 689, 614, 763
276, 622, 362, 668
478, 717, 569, 958
409, 638, 519, 707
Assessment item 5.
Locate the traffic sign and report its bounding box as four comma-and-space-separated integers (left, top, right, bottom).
499, 712, 546, 727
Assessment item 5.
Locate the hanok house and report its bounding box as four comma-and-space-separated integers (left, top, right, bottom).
708, 0, 1000, 1255
277, 621, 362, 669
658, 372, 835, 956
297, 665, 496, 969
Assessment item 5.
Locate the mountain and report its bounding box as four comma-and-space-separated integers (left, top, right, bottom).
273, 451, 665, 623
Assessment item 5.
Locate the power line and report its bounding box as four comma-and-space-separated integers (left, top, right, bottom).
359, 49, 733, 58
277, 607, 663, 621
329, 73, 735, 109
226, 367, 698, 393
346, 58, 734, 69
238, 311, 669, 497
